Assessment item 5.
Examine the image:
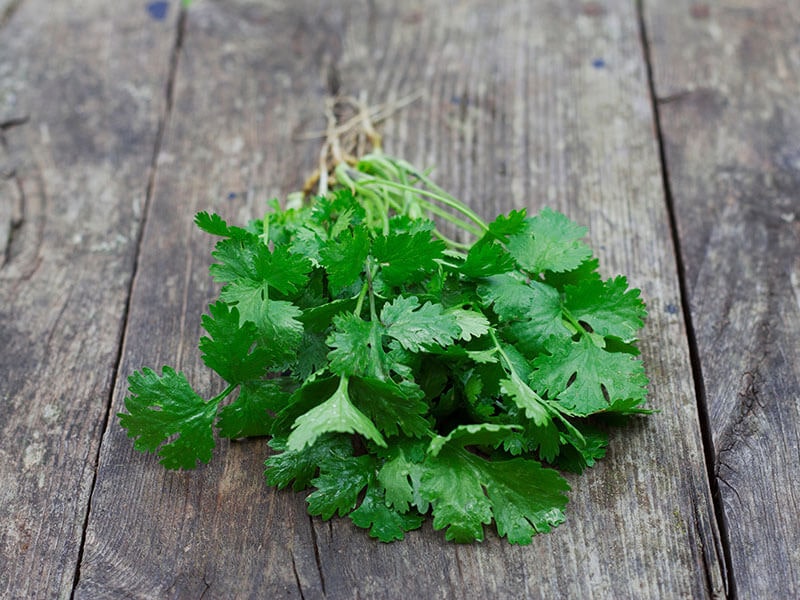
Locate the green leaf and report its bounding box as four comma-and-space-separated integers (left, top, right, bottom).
306, 455, 374, 519
265, 434, 353, 491
377, 440, 428, 513
381, 296, 460, 352
327, 313, 380, 377
300, 298, 357, 333
372, 230, 445, 287
487, 209, 527, 241
195, 212, 236, 237
564, 276, 647, 343
217, 380, 290, 439
319, 227, 370, 294
291, 332, 330, 381
499, 374, 561, 461
478, 274, 570, 352
210, 238, 311, 296
507, 208, 591, 274
420, 424, 570, 544
555, 428, 608, 474
311, 188, 366, 229
460, 238, 516, 278
448, 308, 491, 341
530, 336, 649, 415
350, 484, 424, 542
542, 257, 601, 290
119, 367, 217, 470
199, 302, 270, 383
287, 376, 387, 451
220, 286, 304, 363
349, 377, 431, 438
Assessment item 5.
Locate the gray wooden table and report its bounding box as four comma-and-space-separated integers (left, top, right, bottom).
1, 1, 797, 598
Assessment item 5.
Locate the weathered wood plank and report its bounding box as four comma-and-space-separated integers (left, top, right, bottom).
644, 1, 800, 597
79, 1, 724, 598
0, 1, 177, 597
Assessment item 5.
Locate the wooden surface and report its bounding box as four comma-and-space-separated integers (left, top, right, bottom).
645, 2, 800, 597
0, 1, 175, 597
0, 0, 796, 598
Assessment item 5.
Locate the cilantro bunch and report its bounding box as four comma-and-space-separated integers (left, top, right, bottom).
119, 154, 649, 544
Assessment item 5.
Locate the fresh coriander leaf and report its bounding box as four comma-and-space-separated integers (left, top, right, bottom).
507, 208, 592, 274
460, 238, 516, 278
208, 236, 263, 284
123, 152, 650, 545
499, 373, 562, 461
372, 229, 445, 287
270, 377, 339, 439
119, 367, 217, 470
217, 380, 290, 439
381, 296, 460, 352
219, 286, 304, 363
487, 209, 527, 241
195, 211, 248, 239
299, 298, 357, 332
327, 313, 382, 377
291, 332, 330, 381
350, 483, 424, 542
311, 188, 366, 230
542, 257, 601, 290
306, 454, 374, 519
478, 274, 571, 352
211, 239, 311, 296
564, 276, 647, 343
288, 226, 324, 264
555, 428, 608, 474
448, 308, 491, 341
319, 227, 370, 294
421, 424, 570, 544
199, 302, 270, 384
349, 377, 432, 439
530, 336, 649, 415
377, 440, 428, 513
265, 434, 353, 491
287, 376, 387, 451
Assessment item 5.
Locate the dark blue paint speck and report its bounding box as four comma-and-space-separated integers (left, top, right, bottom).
227, 192, 237, 200
592, 58, 606, 69
665, 303, 679, 315
147, 1, 169, 21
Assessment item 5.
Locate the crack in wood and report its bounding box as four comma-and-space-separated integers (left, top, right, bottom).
638, 2, 734, 598
307, 516, 327, 597
198, 574, 212, 600
715, 365, 767, 464
0, 115, 29, 131
69, 7, 189, 599
290, 551, 306, 600
689, 490, 725, 599
1, 178, 24, 269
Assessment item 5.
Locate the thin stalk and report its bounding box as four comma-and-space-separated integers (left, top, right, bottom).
354, 277, 369, 317
211, 383, 237, 406
358, 178, 489, 233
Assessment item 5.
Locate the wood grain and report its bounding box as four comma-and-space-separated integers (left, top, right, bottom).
74, 1, 727, 598
645, 1, 800, 597
0, 1, 176, 597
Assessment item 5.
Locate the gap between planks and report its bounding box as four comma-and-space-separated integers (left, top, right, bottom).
636, 1, 735, 598
67, 8, 189, 598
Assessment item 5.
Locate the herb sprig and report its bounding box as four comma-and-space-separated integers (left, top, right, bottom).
119, 104, 649, 544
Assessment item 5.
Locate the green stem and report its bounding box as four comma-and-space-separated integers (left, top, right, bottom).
211, 383, 237, 406
354, 258, 376, 318
489, 330, 586, 446
359, 178, 489, 233
411, 197, 485, 237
